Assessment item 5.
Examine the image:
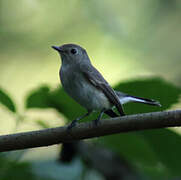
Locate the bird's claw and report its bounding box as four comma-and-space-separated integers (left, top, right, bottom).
94, 119, 100, 126
67, 120, 77, 130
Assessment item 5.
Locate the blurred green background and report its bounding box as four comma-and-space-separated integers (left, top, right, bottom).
0, 0, 181, 179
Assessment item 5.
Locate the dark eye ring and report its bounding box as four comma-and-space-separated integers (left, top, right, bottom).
70, 48, 77, 54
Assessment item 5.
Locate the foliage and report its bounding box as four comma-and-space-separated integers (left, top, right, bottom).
0, 0, 181, 179
24, 77, 181, 179
0, 153, 53, 180
0, 88, 16, 113
0, 75, 181, 179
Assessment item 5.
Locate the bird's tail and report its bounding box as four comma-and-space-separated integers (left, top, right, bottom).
115, 91, 161, 107
126, 95, 161, 106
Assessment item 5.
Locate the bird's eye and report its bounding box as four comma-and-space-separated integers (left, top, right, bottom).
70, 48, 77, 55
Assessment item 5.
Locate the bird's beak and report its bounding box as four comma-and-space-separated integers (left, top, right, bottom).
51, 46, 63, 52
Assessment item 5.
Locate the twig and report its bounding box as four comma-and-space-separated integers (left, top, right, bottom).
0, 110, 180, 152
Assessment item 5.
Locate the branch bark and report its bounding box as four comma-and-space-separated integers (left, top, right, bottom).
0, 110, 181, 152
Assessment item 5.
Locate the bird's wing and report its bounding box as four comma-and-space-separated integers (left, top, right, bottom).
81, 64, 125, 116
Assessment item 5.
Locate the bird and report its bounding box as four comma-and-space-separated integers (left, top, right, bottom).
52, 44, 161, 129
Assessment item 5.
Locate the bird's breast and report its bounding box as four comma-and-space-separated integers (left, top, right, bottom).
59, 66, 111, 110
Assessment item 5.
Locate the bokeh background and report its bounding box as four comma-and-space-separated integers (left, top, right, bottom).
0, 0, 181, 180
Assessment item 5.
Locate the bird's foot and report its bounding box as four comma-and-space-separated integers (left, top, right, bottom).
67, 120, 77, 130
94, 118, 100, 126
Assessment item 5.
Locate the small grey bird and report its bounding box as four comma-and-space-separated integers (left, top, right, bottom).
52, 44, 161, 129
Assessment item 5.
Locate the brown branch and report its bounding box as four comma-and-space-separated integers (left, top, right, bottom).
0, 110, 181, 152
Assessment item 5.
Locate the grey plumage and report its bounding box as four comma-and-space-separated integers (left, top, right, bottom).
58, 44, 124, 116
52, 44, 161, 128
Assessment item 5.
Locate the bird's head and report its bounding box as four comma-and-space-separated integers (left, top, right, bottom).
52, 44, 90, 65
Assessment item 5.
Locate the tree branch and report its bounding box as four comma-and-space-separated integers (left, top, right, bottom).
0, 110, 181, 152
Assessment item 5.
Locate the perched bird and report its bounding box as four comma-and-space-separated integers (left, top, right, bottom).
52, 44, 161, 129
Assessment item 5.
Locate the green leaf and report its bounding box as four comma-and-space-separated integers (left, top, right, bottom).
25, 77, 181, 178
101, 133, 171, 179
0, 155, 35, 180
0, 88, 16, 113
138, 129, 181, 176
102, 129, 181, 178
26, 86, 86, 122
114, 77, 181, 114
102, 77, 181, 178
26, 77, 181, 122
0, 153, 56, 180
26, 86, 51, 109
